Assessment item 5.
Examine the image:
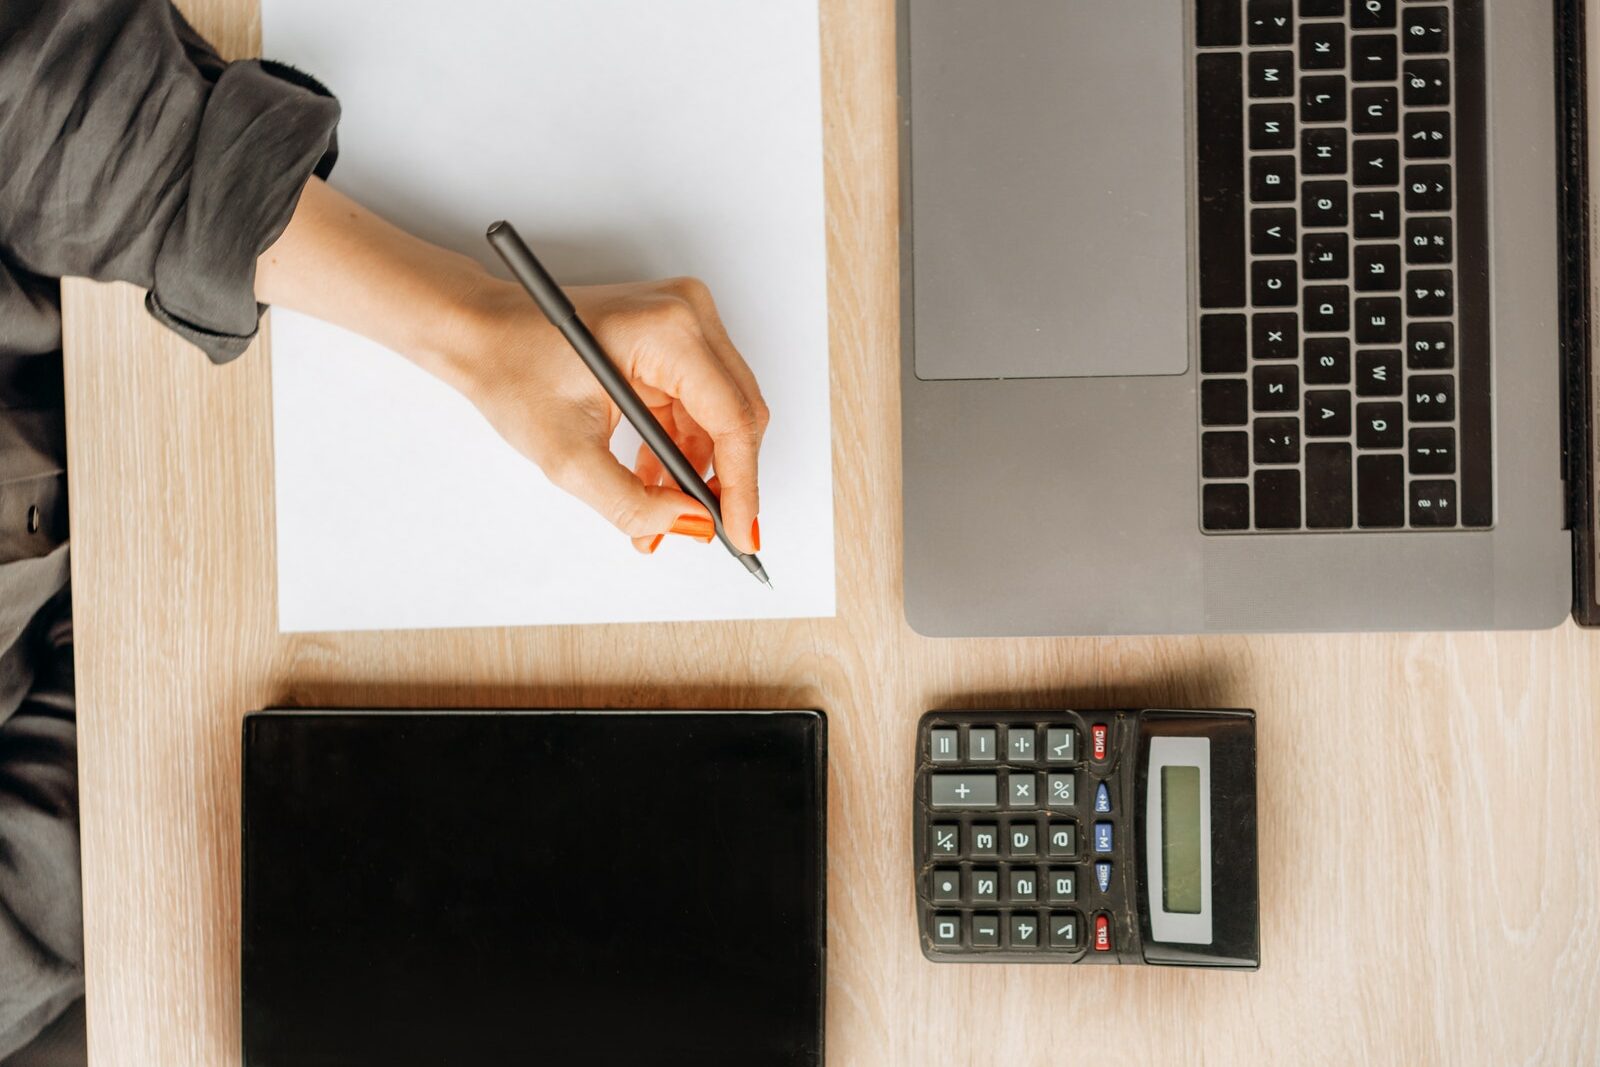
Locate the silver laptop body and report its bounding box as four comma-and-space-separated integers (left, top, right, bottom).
899, 0, 1571, 635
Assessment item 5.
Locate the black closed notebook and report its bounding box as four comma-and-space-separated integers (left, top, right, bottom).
242, 710, 826, 1066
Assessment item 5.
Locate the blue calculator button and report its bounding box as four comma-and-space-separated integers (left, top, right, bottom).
1094, 781, 1112, 813
1093, 821, 1114, 853
1095, 861, 1113, 893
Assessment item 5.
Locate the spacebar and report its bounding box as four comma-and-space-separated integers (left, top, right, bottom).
1196, 52, 1245, 309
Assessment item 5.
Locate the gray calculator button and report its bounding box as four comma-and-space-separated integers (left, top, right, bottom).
1047, 773, 1077, 809
1010, 868, 1038, 902
969, 727, 998, 762
1008, 773, 1037, 809
932, 868, 962, 903
1047, 822, 1076, 856
972, 869, 999, 902
930, 728, 959, 763
1048, 869, 1077, 902
971, 914, 1001, 947
1046, 727, 1077, 762
1007, 727, 1036, 762
932, 914, 961, 947
1008, 822, 1037, 857
971, 824, 999, 857
1049, 913, 1080, 949
1009, 913, 1039, 948
931, 774, 998, 808
930, 824, 959, 856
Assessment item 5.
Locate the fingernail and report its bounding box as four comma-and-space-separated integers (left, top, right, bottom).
670, 513, 716, 541
750, 517, 761, 552
646, 534, 664, 555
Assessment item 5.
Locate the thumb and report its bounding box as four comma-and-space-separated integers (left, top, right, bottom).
546, 443, 712, 540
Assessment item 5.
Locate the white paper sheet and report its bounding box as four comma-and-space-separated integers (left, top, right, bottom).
262, 0, 833, 632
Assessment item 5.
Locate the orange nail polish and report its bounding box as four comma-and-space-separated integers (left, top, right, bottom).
670, 513, 716, 541
647, 534, 664, 554
750, 517, 761, 552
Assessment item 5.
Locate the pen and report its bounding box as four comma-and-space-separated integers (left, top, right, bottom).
486, 220, 771, 588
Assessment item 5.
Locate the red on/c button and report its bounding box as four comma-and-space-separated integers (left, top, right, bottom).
1090, 724, 1109, 762
1094, 913, 1113, 952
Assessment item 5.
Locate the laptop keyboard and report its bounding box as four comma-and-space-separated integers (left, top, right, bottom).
1194, 0, 1491, 533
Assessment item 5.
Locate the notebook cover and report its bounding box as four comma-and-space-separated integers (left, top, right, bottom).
241, 709, 827, 1067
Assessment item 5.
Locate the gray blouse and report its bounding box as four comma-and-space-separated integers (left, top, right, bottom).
0, 1, 338, 1054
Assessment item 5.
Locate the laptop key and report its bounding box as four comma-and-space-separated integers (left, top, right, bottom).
1247, 0, 1294, 44
1253, 365, 1300, 412
1352, 192, 1399, 238
1198, 54, 1247, 308
1253, 312, 1299, 359
1404, 165, 1451, 211
1405, 217, 1453, 264
1198, 0, 1244, 46
1407, 322, 1454, 368
1306, 443, 1354, 528
1409, 428, 1456, 475
1305, 390, 1352, 436
1401, 6, 1448, 54
1354, 297, 1402, 343
1352, 87, 1398, 134
1203, 380, 1249, 426
1254, 470, 1302, 529
1252, 155, 1298, 201
1352, 138, 1398, 186
1203, 484, 1251, 531
1357, 454, 1405, 528
1356, 349, 1402, 396
1251, 208, 1299, 255
1302, 128, 1348, 175
1351, 33, 1397, 81
1356, 402, 1403, 449
1303, 181, 1348, 228
1403, 112, 1451, 159
1404, 59, 1450, 107
1350, 0, 1394, 30
1408, 375, 1456, 423
1304, 338, 1351, 384
1406, 270, 1453, 317
1300, 22, 1345, 69
1249, 51, 1296, 97
1304, 285, 1350, 333
1249, 103, 1296, 150
1355, 244, 1400, 292
1301, 76, 1347, 122
1254, 418, 1301, 464
1299, 0, 1342, 16
1303, 233, 1350, 279
1409, 480, 1457, 527
1253, 260, 1299, 306
1202, 314, 1248, 373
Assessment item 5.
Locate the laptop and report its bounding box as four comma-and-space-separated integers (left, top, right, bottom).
241, 710, 826, 1066
897, 0, 1599, 634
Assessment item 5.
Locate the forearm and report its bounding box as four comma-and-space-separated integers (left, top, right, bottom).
255, 178, 490, 389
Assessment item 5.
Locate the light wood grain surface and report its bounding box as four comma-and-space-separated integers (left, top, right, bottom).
62, 1, 1600, 1064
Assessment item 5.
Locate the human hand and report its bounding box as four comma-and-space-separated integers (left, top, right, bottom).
255, 180, 767, 554
443, 275, 769, 554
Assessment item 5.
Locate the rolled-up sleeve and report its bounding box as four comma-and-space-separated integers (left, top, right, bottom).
0, 0, 340, 363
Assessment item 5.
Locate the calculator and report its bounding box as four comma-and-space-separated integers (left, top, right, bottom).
914, 709, 1258, 968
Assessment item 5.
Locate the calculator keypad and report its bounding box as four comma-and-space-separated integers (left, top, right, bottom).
916, 711, 1127, 962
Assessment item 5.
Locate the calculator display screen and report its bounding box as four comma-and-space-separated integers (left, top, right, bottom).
1144, 735, 1213, 945
1160, 766, 1203, 914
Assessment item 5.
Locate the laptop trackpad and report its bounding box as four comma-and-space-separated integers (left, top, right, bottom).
908, 1, 1190, 380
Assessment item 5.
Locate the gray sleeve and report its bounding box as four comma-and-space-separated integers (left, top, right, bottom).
0, 0, 341, 363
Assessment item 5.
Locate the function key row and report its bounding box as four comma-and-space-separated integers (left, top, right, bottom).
930, 772, 1083, 810
929, 725, 1082, 764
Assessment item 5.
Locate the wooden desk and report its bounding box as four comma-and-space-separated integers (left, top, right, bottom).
62, 1, 1600, 1063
